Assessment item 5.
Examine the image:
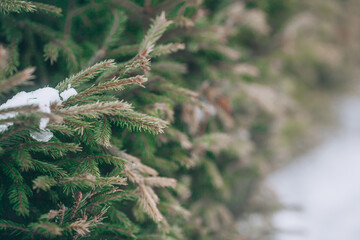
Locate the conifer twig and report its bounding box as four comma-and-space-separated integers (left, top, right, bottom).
138, 12, 173, 58
144, 177, 177, 188
0, 67, 35, 93
88, 10, 126, 66
56, 59, 116, 92
58, 100, 132, 118
137, 184, 163, 222
0, 220, 30, 233
64, 76, 147, 105
0, 0, 36, 14
71, 192, 83, 219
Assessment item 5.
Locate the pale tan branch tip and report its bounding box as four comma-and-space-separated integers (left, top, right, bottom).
0, 44, 8, 71
69, 220, 91, 236
144, 177, 177, 188
0, 67, 35, 92
138, 183, 163, 222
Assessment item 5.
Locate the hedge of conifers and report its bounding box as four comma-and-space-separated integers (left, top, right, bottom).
0, 0, 357, 239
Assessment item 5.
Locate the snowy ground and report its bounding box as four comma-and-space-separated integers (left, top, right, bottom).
268, 96, 360, 240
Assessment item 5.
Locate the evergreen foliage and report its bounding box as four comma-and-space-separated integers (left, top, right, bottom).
0, 0, 356, 239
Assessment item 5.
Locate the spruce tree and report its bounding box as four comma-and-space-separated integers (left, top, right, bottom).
0, 0, 355, 239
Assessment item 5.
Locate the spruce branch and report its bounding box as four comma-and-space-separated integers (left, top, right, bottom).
68, 219, 91, 236
0, 1, 61, 15
2, 161, 32, 216
0, 105, 39, 115
98, 58, 150, 82
31, 159, 67, 177
29, 222, 62, 237
95, 176, 127, 186
0, 117, 26, 125
138, 12, 173, 58
56, 59, 116, 92
107, 208, 138, 231
151, 43, 185, 57
8, 184, 31, 216
58, 100, 132, 118
103, 10, 126, 49
159, 81, 199, 101
88, 10, 127, 66
75, 154, 126, 169
152, 61, 187, 74
94, 225, 134, 237
12, 149, 33, 171
71, 192, 83, 219
62, 118, 91, 136
90, 189, 129, 206
0, 67, 35, 93
144, 177, 177, 188
108, 151, 156, 181
43, 42, 60, 64
65, 75, 147, 105
106, 146, 159, 176
0, 0, 36, 14
120, 57, 151, 75
4, 142, 81, 158
0, 44, 8, 72
47, 124, 75, 136
110, 110, 168, 134
137, 184, 163, 222
59, 205, 66, 225
0, 118, 37, 143
71, 157, 100, 177
12, 19, 79, 71
94, 116, 112, 148
105, 145, 165, 223
32, 176, 57, 192
30, 2, 62, 16
105, 44, 139, 58
0, 220, 30, 234
4, 36, 20, 74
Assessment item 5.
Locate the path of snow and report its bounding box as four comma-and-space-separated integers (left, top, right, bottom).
268, 96, 360, 240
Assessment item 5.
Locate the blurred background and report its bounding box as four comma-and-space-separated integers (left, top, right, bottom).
236, 0, 360, 239
269, 93, 360, 240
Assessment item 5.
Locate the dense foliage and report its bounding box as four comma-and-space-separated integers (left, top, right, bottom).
0, 0, 357, 239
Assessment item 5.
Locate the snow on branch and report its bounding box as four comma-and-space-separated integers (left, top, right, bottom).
0, 86, 77, 141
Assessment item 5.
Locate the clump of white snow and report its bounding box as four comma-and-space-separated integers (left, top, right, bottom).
0, 86, 78, 142
60, 87, 77, 101
30, 130, 54, 142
